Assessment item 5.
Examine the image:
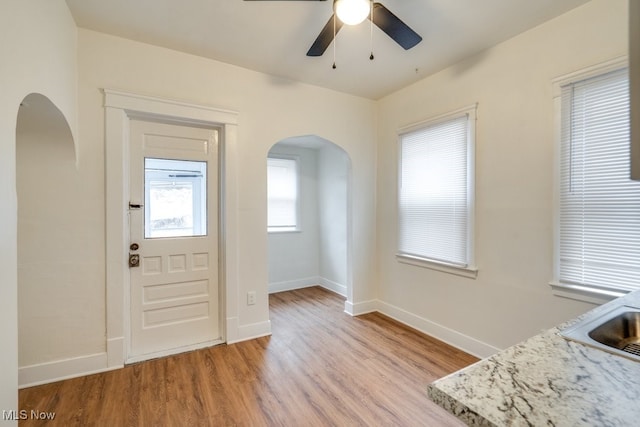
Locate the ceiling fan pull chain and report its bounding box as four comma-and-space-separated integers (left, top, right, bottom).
369, 0, 374, 60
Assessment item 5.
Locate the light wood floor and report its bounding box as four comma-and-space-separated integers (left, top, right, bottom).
19, 286, 478, 426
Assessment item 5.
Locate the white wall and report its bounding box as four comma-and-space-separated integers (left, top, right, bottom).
0, 0, 77, 421
376, 0, 628, 355
318, 144, 349, 293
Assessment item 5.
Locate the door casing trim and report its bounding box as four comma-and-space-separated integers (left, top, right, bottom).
104, 89, 238, 366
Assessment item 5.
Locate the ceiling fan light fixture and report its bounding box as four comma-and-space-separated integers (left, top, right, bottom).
335, 0, 370, 25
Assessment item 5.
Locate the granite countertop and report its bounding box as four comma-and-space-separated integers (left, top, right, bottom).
428, 290, 640, 426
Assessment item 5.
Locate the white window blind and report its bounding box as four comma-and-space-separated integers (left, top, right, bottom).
267, 157, 298, 232
398, 112, 472, 267
559, 67, 640, 293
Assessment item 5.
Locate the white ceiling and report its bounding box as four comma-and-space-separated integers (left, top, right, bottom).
64, 0, 591, 100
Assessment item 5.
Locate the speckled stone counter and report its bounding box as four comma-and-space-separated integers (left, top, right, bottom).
428, 290, 640, 426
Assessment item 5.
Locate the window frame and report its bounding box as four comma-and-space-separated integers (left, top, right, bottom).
144, 157, 208, 239
396, 104, 478, 278
267, 154, 301, 233
550, 57, 632, 304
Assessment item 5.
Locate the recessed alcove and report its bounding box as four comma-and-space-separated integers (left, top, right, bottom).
16, 93, 82, 385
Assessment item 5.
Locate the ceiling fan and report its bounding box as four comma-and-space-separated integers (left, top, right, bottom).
244, 0, 422, 57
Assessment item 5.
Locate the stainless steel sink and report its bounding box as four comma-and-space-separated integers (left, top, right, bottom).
559, 304, 640, 362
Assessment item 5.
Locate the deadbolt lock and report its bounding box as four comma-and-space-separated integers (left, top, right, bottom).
130, 243, 139, 251
129, 253, 140, 268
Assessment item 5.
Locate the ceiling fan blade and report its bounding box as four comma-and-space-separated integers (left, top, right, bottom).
370, 2, 422, 50
307, 14, 344, 56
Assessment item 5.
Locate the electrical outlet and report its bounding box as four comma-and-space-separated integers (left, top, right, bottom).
247, 291, 256, 306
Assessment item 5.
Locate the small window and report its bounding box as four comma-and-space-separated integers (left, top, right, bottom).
144, 158, 207, 238
397, 106, 476, 274
267, 156, 299, 232
554, 64, 640, 299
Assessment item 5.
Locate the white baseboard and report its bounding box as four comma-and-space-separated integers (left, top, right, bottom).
226, 316, 239, 343
107, 336, 124, 368
319, 277, 347, 297
268, 277, 319, 294
344, 299, 378, 316
19, 352, 117, 389
227, 320, 272, 344
376, 300, 500, 359
269, 276, 348, 297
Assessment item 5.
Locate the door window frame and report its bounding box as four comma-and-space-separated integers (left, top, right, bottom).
144, 157, 208, 238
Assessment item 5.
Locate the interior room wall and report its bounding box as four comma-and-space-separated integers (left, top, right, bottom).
318, 144, 349, 295
267, 144, 321, 292
0, 0, 77, 418
375, 0, 628, 355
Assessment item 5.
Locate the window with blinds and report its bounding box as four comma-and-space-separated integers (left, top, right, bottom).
558, 66, 640, 293
398, 106, 475, 270
267, 156, 299, 232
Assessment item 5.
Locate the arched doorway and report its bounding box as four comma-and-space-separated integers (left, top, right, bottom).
266, 135, 352, 302
16, 93, 76, 387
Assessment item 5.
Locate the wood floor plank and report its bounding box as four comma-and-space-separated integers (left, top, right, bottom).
18, 286, 477, 426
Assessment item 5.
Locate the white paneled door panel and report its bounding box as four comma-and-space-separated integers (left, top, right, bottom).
129, 119, 220, 360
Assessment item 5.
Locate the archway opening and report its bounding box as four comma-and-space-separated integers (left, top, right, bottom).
16, 93, 77, 387
266, 135, 352, 302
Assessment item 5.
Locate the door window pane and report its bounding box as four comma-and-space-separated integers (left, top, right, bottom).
145, 158, 207, 238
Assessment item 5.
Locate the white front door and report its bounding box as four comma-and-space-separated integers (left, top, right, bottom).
128, 119, 221, 361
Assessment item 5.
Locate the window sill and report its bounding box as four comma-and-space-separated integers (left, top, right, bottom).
267, 228, 301, 234
549, 281, 629, 305
396, 254, 478, 279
